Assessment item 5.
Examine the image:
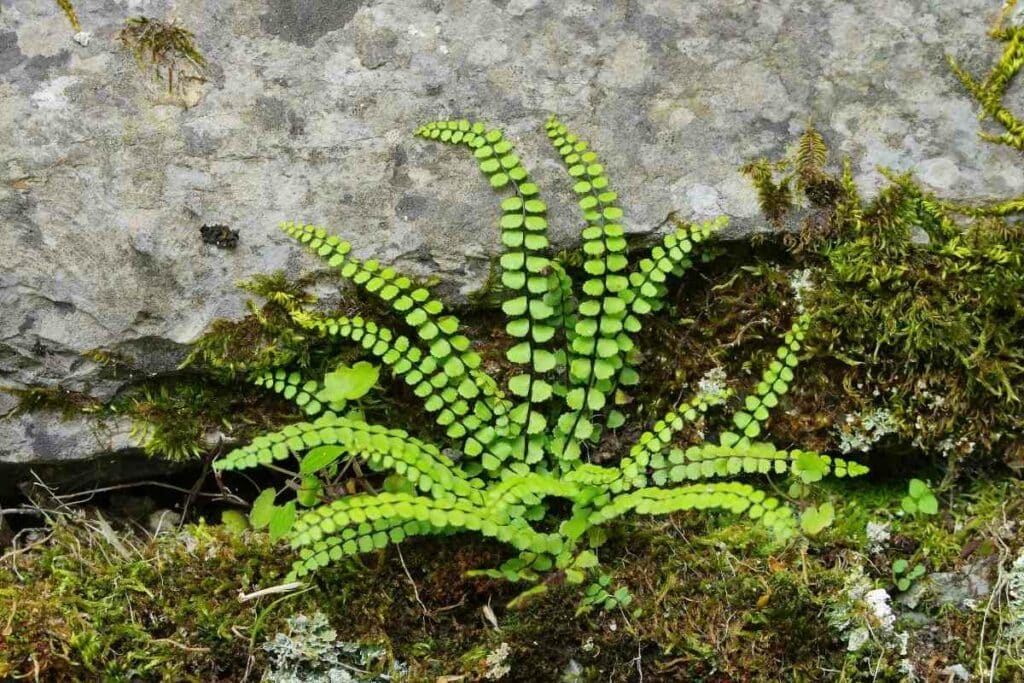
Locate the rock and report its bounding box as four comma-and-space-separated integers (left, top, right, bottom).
1, 0, 1021, 469
71, 31, 91, 47
146, 508, 183, 534
923, 559, 995, 608
0, 411, 136, 465
0, 411, 187, 496
940, 664, 970, 681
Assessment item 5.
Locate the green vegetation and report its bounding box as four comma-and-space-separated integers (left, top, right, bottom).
948, 0, 1024, 155
742, 120, 1024, 469
55, 0, 81, 32
3, 4, 1023, 679
118, 16, 206, 94
213, 117, 866, 600
2, 478, 1021, 680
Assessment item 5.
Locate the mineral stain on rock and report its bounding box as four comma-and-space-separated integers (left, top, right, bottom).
0, 30, 24, 73
260, 0, 367, 46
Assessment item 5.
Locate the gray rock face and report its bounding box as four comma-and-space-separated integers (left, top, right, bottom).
1, 0, 1022, 467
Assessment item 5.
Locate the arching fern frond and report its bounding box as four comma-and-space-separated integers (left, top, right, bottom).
416, 120, 562, 468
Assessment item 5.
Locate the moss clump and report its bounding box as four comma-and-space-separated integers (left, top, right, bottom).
3, 477, 1019, 680
117, 16, 206, 95
739, 125, 1024, 469
1, 384, 102, 417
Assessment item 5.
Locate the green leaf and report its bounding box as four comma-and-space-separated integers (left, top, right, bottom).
507, 342, 531, 365
249, 489, 276, 530
508, 374, 532, 397
566, 388, 585, 410
799, 502, 834, 536
321, 361, 380, 402
221, 509, 250, 534
908, 478, 928, 499
795, 451, 827, 483
300, 445, 345, 474
268, 502, 296, 542
917, 494, 938, 515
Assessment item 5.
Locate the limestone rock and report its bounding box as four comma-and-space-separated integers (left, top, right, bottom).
1, 0, 1021, 468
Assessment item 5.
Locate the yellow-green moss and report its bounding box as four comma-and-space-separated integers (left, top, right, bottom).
3, 478, 1020, 680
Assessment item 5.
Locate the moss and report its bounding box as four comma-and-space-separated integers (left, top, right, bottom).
1, 385, 103, 417
734, 126, 1024, 469
54, 0, 81, 32
2, 479, 1015, 679
117, 17, 206, 95
2, 477, 1021, 680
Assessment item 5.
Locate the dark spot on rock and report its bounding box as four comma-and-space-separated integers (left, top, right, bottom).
32, 339, 50, 357
424, 83, 443, 96
396, 195, 429, 221
200, 224, 239, 249
356, 26, 398, 70
260, 0, 366, 47
182, 126, 222, 156
390, 145, 411, 187
288, 111, 306, 137
490, 0, 510, 7
18, 315, 36, 336
253, 95, 289, 130
23, 50, 71, 81
0, 31, 24, 73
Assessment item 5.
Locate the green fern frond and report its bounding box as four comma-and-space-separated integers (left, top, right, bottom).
416, 120, 561, 466
251, 368, 327, 416
591, 482, 797, 539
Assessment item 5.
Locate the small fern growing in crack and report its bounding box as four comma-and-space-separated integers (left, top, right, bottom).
213, 117, 867, 603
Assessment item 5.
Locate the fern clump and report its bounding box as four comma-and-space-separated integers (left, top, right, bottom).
214, 117, 866, 596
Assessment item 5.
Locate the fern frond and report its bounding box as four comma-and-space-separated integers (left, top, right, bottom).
291, 517, 442, 578
251, 368, 327, 416
647, 442, 867, 485
288, 490, 563, 577
483, 471, 583, 514
614, 389, 733, 490
592, 482, 797, 539
542, 116, 634, 460
416, 120, 562, 467
213, 414, 482, 501
280, 222, 519, 461
727, 314, 811, 442
289, 309, 514, 460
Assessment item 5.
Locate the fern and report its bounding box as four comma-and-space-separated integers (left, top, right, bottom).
213, 117, 866, 601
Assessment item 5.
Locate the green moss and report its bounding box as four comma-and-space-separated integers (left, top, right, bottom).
0, 385, 102, 417
54, 0, 81, 32
117, 17, 206, 95
2, 477, 1020, 679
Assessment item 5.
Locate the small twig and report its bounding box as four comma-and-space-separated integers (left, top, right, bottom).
395, 545, 428, 617
54, 479, 247, 507
238, 581, 305, 603
151, 638, 211, 653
